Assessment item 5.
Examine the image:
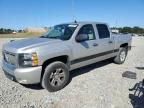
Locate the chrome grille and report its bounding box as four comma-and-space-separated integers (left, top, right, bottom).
3, 51, 16, 66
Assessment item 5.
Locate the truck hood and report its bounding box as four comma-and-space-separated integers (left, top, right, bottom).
3, 37, 63, 52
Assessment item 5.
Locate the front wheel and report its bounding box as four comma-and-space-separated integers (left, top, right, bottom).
41, 61, 69, 92
114, 47, 127, 64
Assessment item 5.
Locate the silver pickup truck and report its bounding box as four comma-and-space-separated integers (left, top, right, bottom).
2, 22, 132, 92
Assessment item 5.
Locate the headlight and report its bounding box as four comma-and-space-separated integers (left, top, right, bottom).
18, 52, 38, 67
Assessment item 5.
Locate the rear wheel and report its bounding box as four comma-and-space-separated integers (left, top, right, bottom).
41, 61, 69, 92
114, 47, 127, 64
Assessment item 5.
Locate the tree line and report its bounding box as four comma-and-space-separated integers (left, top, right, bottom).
0, 28, 14, 34
0, 28, 23, 34
0, 26, 144, 34
112, 26, 144, 34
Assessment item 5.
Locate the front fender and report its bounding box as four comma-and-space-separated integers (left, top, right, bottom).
36, 45, 72, 65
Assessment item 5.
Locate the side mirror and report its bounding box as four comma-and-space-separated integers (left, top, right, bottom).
76, 34, 88, 42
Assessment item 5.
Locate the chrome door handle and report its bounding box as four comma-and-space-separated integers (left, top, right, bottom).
93, 43, 98, 46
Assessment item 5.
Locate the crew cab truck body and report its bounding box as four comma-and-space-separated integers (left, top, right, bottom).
2, 22, 132, 92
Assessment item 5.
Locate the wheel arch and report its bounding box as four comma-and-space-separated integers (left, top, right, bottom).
120, 43, 128, 48
40, 55, 70, 82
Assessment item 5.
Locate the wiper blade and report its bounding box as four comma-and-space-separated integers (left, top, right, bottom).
47, 37, 60, 39
40, 35, 46, 38
40, 36, 62, 40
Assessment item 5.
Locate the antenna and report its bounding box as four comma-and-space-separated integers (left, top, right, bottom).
115, 19, 118, 28
114, 19, 119, 33
71, 0, 75, 21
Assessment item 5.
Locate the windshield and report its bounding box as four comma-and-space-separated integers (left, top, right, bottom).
41, 24, 78, 40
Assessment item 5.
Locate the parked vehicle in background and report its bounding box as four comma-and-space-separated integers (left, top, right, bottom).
2, 21, 132, 92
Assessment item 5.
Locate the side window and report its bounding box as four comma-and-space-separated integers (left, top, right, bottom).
96, 24, 110, 39
78, 24, 95, 40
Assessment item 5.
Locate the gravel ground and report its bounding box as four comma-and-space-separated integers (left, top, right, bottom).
0, 37, 144, 108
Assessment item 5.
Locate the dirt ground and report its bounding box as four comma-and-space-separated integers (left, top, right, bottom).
0, 37, 144, 108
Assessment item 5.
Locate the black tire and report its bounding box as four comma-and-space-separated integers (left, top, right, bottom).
114, 47, 127, 64
41, 61, 69, 92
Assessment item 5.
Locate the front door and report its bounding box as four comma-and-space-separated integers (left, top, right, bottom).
71, 24, 99, 69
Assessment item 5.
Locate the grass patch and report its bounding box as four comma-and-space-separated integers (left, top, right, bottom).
0, 32, 43, 38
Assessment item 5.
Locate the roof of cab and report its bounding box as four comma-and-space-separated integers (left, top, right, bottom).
62, 21, 108, 25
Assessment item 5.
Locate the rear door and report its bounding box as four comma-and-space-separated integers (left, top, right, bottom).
96, 24, 115, 58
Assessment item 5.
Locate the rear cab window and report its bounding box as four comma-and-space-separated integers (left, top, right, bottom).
96, 24, 110, 39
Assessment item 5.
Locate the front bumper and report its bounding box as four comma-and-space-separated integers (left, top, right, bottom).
2, 60, 42, 84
